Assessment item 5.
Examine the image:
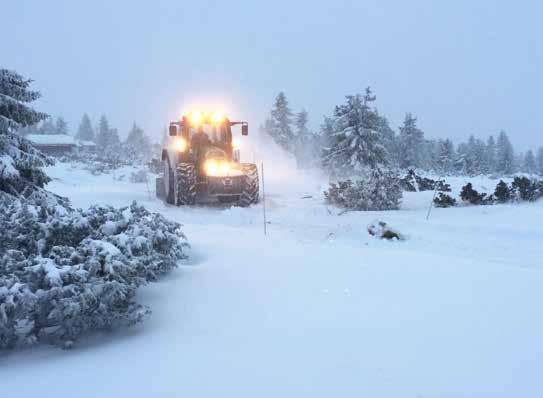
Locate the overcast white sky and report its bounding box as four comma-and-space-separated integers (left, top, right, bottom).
2, 0, 542, 150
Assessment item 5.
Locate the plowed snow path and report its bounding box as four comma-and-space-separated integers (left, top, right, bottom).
3, 164, 543, 398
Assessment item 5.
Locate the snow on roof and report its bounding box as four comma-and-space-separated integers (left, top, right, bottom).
27, 134, 77, 146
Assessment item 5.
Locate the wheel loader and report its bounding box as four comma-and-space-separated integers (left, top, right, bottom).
156, 111, 259, 207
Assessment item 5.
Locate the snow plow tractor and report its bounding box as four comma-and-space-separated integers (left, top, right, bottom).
156, 112, 259, 207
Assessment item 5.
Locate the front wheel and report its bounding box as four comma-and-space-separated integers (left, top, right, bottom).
176, 163, 197, 205
237, 163, 259, 207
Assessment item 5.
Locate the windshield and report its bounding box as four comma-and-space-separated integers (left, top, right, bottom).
189, 123, 228, 145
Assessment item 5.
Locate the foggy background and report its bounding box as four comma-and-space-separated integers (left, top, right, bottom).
2, 0, 541, 150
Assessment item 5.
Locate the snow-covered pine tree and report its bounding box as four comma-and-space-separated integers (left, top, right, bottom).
76, 114, 95, 142
0, 69, 50, 197
263, 92, 295, 152
496, 130, 515, 175
485, 135, 497, 174
377, 116, 399, 167
455, 142, 471, 176
523, 150, 536, 174
293, 109, 322, 169
95, 115, 121, 165
321, 88, 389, 177
95, 115, 111, 150
436, 139, 456, 175
124, 123, 151, 164
537, 147, 543, 176
293, 109, 309, 168
105, 127, 122, 166
398, 113, 425, 170
467, 135, 486, 176
54, 117, 69, 135
422, 139, 439, 172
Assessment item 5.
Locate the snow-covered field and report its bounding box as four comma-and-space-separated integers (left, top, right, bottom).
3, 162, 543, 397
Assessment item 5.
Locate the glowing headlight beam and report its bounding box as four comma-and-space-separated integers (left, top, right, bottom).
211, 111, 224, 124
174, 137, 187, 152
189, 111, 202, 124
205, 159, 231, 177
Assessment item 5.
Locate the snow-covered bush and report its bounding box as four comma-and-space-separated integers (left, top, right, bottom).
460, 183, 493, 205
367, 220, 404, 240
494, 180, 514, 203
433, 192, 456, 208
400, 170, 451, 192
0, 200, 189, 349
512, 176, 542, 202
324, 169, 402, 211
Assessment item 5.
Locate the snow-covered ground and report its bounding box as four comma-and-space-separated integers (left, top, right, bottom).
3, 162, 543, 397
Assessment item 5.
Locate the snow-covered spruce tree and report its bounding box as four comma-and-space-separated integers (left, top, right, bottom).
469, 135, 487, 175
422, 139, 439, 172
398, 113, 424, 170
95, 115, 111, 150
322, 88, 390, 177
485, 135, 497, 174
95, 116, 122, 166
454, 142, 470, 175
436, 139, 456, 175
75, 113, 95, 142
0, 69, 50, 198
293, 109, 321, 169
106, 128, 122, 165
263, 92, 295, 152
496, 131, 515, 176
54, 117, 69, 135
124, 122, 151, 164
523, 150, 536, 174
377, 116, 399, 167
537, 147, 543, 176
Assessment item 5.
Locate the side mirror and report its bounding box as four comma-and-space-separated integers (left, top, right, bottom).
241, 123, 249, 136
169, 124, 178, 136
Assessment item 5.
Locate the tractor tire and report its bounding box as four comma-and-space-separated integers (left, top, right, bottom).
164, 157, 176, 205
237, 163, 259, 207
175, 163, 197, 206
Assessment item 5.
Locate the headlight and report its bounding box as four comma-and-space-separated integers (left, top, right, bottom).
174, 137, 187, 152
205, 159, 218, 176
211, 111, 224, 124
205, 159, 231, 176
189, 111, 202, 124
